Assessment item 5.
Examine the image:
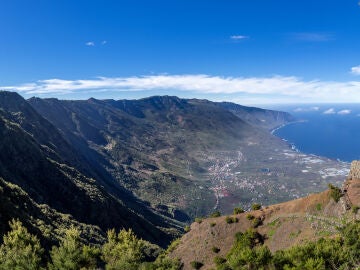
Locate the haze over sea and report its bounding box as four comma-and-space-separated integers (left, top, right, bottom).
271, 104, 360, 162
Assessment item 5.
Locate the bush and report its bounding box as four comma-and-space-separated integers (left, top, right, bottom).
190, 260, 203, 269
328, 184, 343, 202
212, 246, 220, 253
246, 214, 255, 220
213, 256, 227, 265
352, 205, 360, 214
210, 222, 216, 227
195, 217, 203, 224
233, 207, 245, 214
210, 211, 221, 218
184, 225, 190, 232
225, 216, 238, 224
251, 217, 262, 228
251, 203, 262, 210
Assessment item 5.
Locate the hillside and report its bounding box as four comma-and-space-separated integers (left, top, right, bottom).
0, 91, 180, 248
170, 161, 360, 269
216, 101, 295, 131
28, 95, 348, 220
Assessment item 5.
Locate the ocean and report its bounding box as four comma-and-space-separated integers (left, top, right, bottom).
270, 104, 360, 162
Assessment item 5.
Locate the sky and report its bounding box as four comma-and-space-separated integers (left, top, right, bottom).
1, 0, 360, 105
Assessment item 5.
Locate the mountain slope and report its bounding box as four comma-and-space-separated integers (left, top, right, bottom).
170, 163, 360, 269
0, 91, 179, 247
216, 101, 296, 130
28, 95, 347, 220
28, 96, 280, 219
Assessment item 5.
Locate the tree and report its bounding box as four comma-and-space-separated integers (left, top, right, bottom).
0, 219, 44, 270
102, 228, 145, 270
48, 227, 100, 270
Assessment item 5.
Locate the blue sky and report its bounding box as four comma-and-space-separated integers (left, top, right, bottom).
1, 0, 360, 104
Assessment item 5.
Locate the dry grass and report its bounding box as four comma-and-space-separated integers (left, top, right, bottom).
170, 186, 359, 270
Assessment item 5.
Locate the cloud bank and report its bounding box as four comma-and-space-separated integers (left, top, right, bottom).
351, 65, 360, 75
323, 108, 336, 114
3, 74, 360, 103
337, 109, 351, 115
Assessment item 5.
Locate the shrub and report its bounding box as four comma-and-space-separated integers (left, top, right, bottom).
352, 205, 360, 214
251, 203, 262, 210
316, 203, 322, 211
225, 216, 238, 224
328, 184, 343, 202
251, 217, 262, 228
213, 256, 227, 265
210, 222, 216, 227
246, 214, 255, 220
195, 217, 203, 224
190, 260, 203, 269
212, 246, 220, 253
233, 207, 245, 214
184, 225, 190, 232
166, 238, 181, 253
210, 211, 221, 218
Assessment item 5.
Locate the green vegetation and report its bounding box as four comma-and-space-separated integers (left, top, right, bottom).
233, 207, 245, 214
213, 221, 360, 270
246, 214, 255, 220
328, 183, 343, 202
251, 217, 262, 228
316, 203, 322, 211
210, 222, 217, 227
190, 260, 204, 269
352, 205, 360, 214
195, 217, 203, 224
210, 211, 221, 218
225, 216, 239, 224
212, 246, 220, 253
49, 227, 100, 270
184, 225, 191, 232
251, 203, 262, 210
214, 256, 227, 266
0, 219, 44, 270
289, 230, 301, 239
0, 220, 181, 270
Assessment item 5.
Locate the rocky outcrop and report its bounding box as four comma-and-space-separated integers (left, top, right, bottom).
343, 160, 360, 207
348, 160, 360, 180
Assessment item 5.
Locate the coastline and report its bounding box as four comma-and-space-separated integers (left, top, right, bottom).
271, 120, 351, 164
270, 120, 307, 135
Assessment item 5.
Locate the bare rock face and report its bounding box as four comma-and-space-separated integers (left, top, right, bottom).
344, 160, 360, 207
348, 160, 360, 180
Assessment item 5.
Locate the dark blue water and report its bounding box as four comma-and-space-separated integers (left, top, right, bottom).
271, 104, 360, 162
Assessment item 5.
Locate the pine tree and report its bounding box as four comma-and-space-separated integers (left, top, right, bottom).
48, 227, 99, 270
0, 219, 44, 270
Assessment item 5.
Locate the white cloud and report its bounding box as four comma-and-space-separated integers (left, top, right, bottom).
85, 41, 95, 46
351, 66, 360, 75
294, 106, 319, 112
323, 108, 336, 114
291, 32, 333, 42
3, 74, 360, 103
338, 109, 351, 115
230, 35, 248, 40
101, 40, 107, 45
